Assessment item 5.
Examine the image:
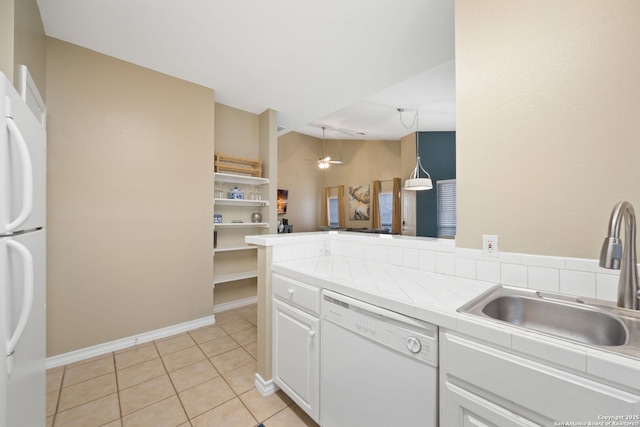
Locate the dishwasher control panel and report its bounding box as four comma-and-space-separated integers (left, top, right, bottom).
322, 291, 438, 366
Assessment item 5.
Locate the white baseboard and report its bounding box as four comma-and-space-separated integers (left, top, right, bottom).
213, 296, 258, 313
46, 315, 216, 370
255, 373, 278, 397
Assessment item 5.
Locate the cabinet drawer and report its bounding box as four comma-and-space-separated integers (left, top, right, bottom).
443, 332, 640, 423
273, 274, 320, 315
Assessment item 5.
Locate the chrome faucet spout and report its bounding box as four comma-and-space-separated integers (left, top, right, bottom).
599, 201, 639, 310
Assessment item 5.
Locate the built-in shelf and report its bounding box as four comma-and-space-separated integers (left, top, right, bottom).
214, 222, 269, 229
214, 172, 269, 186
213, 245, 257, 254
213, 270, 258, 285
214, 198, 269, 207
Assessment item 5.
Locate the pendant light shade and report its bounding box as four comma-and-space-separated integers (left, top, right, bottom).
399, 108, 433, 191
404, 155, 433, 191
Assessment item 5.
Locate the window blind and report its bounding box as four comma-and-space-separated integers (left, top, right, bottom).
437, 179, 457, 238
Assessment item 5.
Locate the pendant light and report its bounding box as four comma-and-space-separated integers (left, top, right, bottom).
399, 108, 433, 191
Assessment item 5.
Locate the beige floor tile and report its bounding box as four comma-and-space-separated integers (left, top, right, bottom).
53, 393, 120, 427
188, 325, 228, 345
242, 312, 258, 326
46, 415, 54, 427
230, 327, 257, 346
190, 397, 257, 427
219, 318, 254, 335
240, 388, 293, 423
47, 388, 60, 417
122, 396, 188, 427
264, 404, 320, 427
155, 333, 196, 356
58, 373, 117, 412
235, 303, 257, 314
114, 341, 154, 355
65, 353, 113, 369
243, 341, 258, 359
115, 345, 159, 370
47, 368, 64, 393
222, 361, 257, 395
169, 359, 220, 392
178, 376, 235, 419
102, 419, 123, 427
117, 358, 166, 390
198, 335, 239, 358
210, 347, 255, 374
214, 310, 245, 324
63, 356, 115, 387
119, 375, 175, 416
161, 345, 206, 372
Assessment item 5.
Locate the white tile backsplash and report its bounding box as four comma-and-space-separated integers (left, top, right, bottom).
500, 263, 528, 287
595, 273, 619, 301
265, 232, 629, 303
559, 269, 596, 298
476, 260, 501, 283
418, 251, 436, 272
388, 247, 403, 266
454, 257, 476, 279
527, 266, 560, 293
436, 254, 455, 275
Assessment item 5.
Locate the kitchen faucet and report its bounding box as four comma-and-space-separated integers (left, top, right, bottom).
599, 201, 639, 310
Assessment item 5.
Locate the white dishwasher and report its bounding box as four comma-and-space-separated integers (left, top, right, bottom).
321, 290, 438, 427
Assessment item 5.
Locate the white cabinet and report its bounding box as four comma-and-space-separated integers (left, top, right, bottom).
272, 274, 321, 423
213, 172, 269, 287
440, 330, 640, 426
443, 382, 540, 426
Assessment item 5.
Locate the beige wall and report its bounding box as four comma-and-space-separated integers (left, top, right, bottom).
322, 138, 401, 229
277, 132, 402, 231
215, 103, 259, 158
277, 132, 323, 232
456, 0, 640, 259
46, 38, 216, 356
0, 0, 45, 95
13, 0, 45, 93
0, 0, 14, 80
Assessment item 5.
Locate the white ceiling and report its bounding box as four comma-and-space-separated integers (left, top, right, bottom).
36, 0, 455, 140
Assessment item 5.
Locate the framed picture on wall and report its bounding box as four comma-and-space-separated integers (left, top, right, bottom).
277, 189, 289, 214
349, 185, 370, 220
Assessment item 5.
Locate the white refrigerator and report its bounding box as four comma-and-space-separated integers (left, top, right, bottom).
0, 71, 47, 426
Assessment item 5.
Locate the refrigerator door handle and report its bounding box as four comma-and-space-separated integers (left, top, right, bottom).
5, 238, 34, 376
3, 97, 34, 233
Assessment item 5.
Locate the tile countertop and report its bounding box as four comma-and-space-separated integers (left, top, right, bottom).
272, 255, 640, 393
271, 255, 495, 331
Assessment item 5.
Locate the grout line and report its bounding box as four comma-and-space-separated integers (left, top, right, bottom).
158, 338, 193, 425
111, 352, 123, 424
51, 305, 259, 427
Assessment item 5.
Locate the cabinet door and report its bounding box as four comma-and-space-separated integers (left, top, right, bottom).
442, 381, 540, 427
272, 298, 320, 422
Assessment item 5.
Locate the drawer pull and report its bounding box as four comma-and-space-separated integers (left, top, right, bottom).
308, 330, 316, 337
288, 288, 294, 295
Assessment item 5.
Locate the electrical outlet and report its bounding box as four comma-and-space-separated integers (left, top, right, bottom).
483, 235, 499, 257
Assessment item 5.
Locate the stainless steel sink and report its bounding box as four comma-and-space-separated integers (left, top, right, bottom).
459, 286, 640, 358
481, 295, 627, 346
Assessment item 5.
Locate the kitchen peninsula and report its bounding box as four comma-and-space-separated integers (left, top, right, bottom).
247, 231, 640, 426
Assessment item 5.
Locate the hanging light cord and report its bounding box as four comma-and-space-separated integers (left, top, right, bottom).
397, 108, 418, 131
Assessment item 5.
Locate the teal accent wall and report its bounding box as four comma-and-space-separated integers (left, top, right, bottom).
416, 131, 456, 237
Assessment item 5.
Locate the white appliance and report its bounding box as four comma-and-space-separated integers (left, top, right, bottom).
321, 290, 438, 427
0, 71, 47, 427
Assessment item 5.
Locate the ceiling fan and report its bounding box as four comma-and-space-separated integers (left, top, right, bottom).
309, 126, 344, 169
